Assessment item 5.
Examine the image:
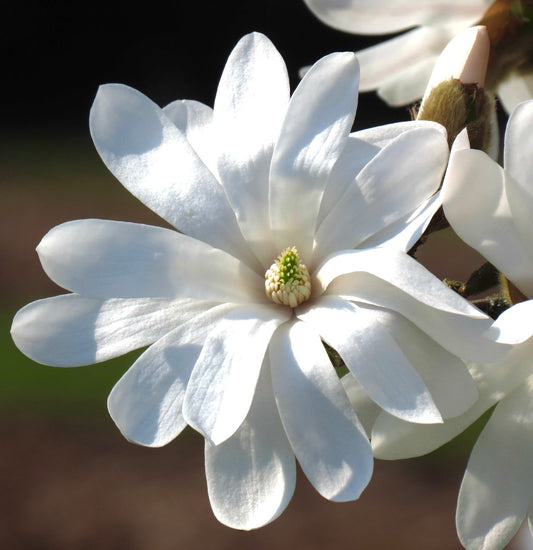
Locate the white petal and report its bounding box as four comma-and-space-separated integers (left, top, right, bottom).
162, 99, 219, 180
372, 406, 482, 460
90, 83, 257, 267
356, 27, 451, 92
316, 135, 379, 228
297, 296, 442, 423
10, 294, 212, 367
504, 99, 533, 185
498, 74, 533, 114
37, 219, 266, 303
317, 120, 443, 227
443, 148, 533, 297
377, 56, 438, 107
341, 373, 386, 438
372, 310, 533, 459
269, 321, 373, 501
505, 172, 533, 266
214, 33, 289, 267
451, 127, 472, 152
313, 125, 448, 265
503, 101, 533, 262
183, 303, 290, 445
520, 522, 533, 550
269, 52, 359, 263
302, 0, 488, 34
372, 357, 516, 461
352, 120, 446, 148
457, 380, 533, 550
205, 366, 296, 530
368, 305, 477, 418
316, 248, 506, 362
494, 300, 533, 345
360, 192, 442, 252
107, 304, 234, 447
315, 248, 479, 314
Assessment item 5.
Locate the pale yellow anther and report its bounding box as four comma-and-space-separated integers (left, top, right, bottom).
265, 247, 311, 308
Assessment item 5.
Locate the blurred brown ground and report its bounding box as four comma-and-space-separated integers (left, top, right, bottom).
0, 417, 468, 550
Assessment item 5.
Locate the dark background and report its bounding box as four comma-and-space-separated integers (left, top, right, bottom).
4, 0, 407, 134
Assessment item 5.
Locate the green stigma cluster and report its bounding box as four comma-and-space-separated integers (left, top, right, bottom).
276, 247, 302, 284
265, 247, 311, 308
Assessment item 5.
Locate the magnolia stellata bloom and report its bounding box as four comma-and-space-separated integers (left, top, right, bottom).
11, 33, 501, 530
447, 99, 533, 550
445, 100, 533, 298
363, 101, 533, 550
302, 0, 532, 113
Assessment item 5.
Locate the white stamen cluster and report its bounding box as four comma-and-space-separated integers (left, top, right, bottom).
265, 247, 311, 308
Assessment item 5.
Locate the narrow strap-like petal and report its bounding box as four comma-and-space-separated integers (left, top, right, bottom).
37, 219, 266, 303
313, 125, 448, 266
376, 56, 437, 107
372, 395, 492, 460
107, 304, 234, 447
183, 303, 290, 445
443, 149, 533, 297
498, 74, 533, 114
10, 294, 213, 367
493, 300, 533, 345
297, 296, 442, 423
213, 33, 290, 267
360, 193, 442, 252
457, 381, 533, 550
315, 248, 481, 315
504, 172, 533, 268
270, 320, 373, 502
162, 99, 220, 182
373, 352, 533, 459
269, 52, 359, 263
205, 366, 296, 530
505, 100, 533, 186
357, 303, 478, 419
356, 27, 452, 93
372, 303, 533, 459
341, 373, 381, 438
90, 83, 257, 267
315, 248, 506, 362
503, 102, 533, 266
317, 135, 380, 228
317, 120, 445, 227
303, 0, 488, 34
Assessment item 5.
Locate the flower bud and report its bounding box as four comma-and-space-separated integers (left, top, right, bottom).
417, 26, 495, 153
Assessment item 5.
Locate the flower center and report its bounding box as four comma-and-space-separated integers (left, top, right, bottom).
265, 247, 311, 308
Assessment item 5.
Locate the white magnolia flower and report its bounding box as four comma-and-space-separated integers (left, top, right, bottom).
447, 99, 533, 550
11, 32, 501, 530
302, 0, 532, 113
445, 100, 533, 298
364, 100, 533, 550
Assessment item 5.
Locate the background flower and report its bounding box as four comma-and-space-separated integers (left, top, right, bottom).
302, 0, 533, 113
444, 100, 533, 298
362, 100, 533, 550
446, 99, 533, 550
